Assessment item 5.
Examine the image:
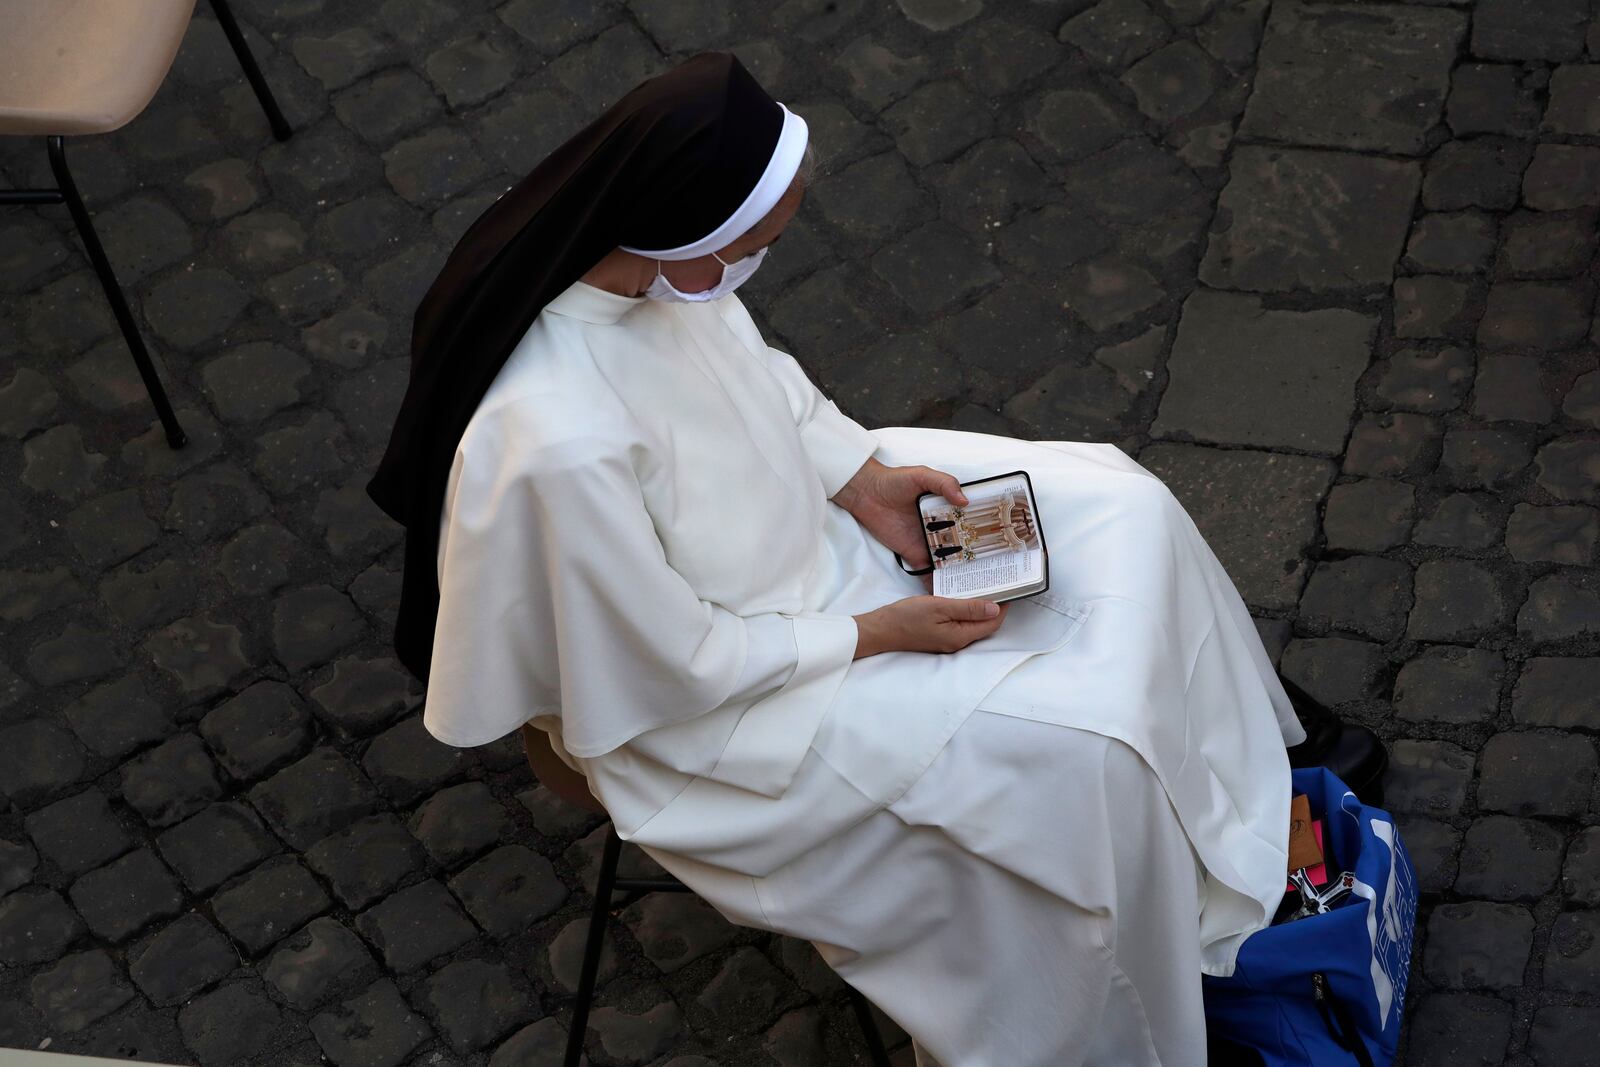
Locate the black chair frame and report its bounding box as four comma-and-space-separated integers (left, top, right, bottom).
566, 823, 894, 1067
0, 0, 291, 451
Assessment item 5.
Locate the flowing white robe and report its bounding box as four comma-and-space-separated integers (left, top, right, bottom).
425, 278, 1308, 1066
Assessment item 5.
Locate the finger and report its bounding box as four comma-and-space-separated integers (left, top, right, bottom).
919, 466, 968, 506
938, 597, 1000, 621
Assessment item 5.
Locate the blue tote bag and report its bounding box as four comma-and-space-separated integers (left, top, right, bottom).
1202, 767, 1419, 1067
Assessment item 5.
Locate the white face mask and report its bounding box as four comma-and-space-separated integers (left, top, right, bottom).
643, 246, 768, 303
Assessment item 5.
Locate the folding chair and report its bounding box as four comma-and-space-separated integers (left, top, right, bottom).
0, 0, 293, 450
520, 724, 895, 1067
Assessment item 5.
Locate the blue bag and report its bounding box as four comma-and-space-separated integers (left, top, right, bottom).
1202, 767, 1419, 1067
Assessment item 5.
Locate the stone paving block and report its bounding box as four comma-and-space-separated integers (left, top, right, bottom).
1386, 739, 1474, 817
1422, 138, 1530, 212
1534, 436, 1600, 504
63, 489, 159, 567
355, 879, 477, 973
1065, 139, 1202, 227
1121, 40, 1224, 125
180, 157, 260, 221
409, 781, 515, 869
1322, 479, 1415, 553
1564, 827, 1600, 907
307, 655, 416, 738
68, 847, 184, 943
220, 210, 307, 273
1513, 658, 1600, 731
1060, 253, 1163, 334
1522, 144, 1600, 211
162, 462, 271, 543
0, 367, 59, 440
23, 788, 134, 877
0, 837, 37, 896
588, 999, 685, 1066
1407, 560, 1507, 643
383, 127, 491, 206
416, 957, 536, 1052
200, 342, 312, 424
1472, 0, 1588, 62
20, 424, 107, 504
547, 915, 620, 994
361, 713, 469, 804
1447, 63, 1543, 139
1137, 444, 1333, 611
305, 813, 426, 910
0, 719, 88, 807
954, 19, 1061, 95
1278, 637, 1388, 708
1498, 212, 1596, 279
311, 978, 432, 1067
1155, 289, 1371, 453
200, 680, 314, 783
1393, 814, 1461, 894
1455, 815, 1565, 901
25, 621, 122, 689
217, 522, 301, 597
1479, 280, 1594, 350
329, 358, 410, 446
1474, 354, 1555, 423
1298, 556, 1413, 641
621, 892, 738, 974
518, 784, 606, 841
1528, 1006, 1600, 1067
271, 584, 366, 673
811, 152, 927, 245
1404, 993, 1512, 1067
30, 949, 135, 1032
0, 888, 85, 964
1423, 901, 1533, 990
936, 283, 1077, 392
120, 733, 226, 827
249, 746, 383, 850
1201, 146, 1419, 292
883, 80, 993, 167
1478, 732, 1597, 817
870, 221, 1001, 316
694, 945, 801, 1036
263, 916, 378, 1011
157, 801, 280, 894
128, 913, 238, 1006
1437, 428, 1530, 490
212, 857, 332, 956
1394, 275, 1474, 341
1518, 575, 1600, 645
1402, 215, 1497, 276
1059, 0, 1171, 69
178, 982, 292, 1067
0, 564, 86, 625
448, 844, 568, 939
1506, 504, 1598, 565
1394, 646, 1504, 725
1240, 1, 1464, 154
1545, 910, 1600, 992
1543, 64, 1600, 135
98, 557, 199, 631
141, 614, 252, 702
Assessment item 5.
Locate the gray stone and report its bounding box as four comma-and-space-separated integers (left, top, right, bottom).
99, 557, 199, 629
272, 585, 365, 673
0, 889, 85, 964
1405, 994, 1511, 1067
883, 80, 993, 167
417, 958, 536, 1052
932, 138, 1054, 233
24, 789, 133, 876
1473, 354, 1555, 423
156, 801, 279, 893
622, 892, 737, 974
1394, 646, 1505, 725
1394, 814, 1461, 894
253, 411, 348, 496
263, 916, 378, 1011
588, 1000, 684, 1065
449, 844, 568, 939
1518, 576, 1600, 644
1407, 560, 1505, 643
811, 152, 927, 244
305, 813, 425, 910
129, 913, 238, 1006
695, 946, 798, 1035
1437, 428, 1530, 489
1455, 816, 1565, 900
631, 0, 733, 50
292, 27, 391, 90
833, 332, 962, 427
1322, 479, 1415, 553
1522, 145, 1600, 210
1138, 444, 1334, 612
182, 158, 260, 220
25, 621, 122, 688
1278, 637, 1388, 707
1156, 289, 1372, 453
308, 655, 415, 738
1544, 64, 1600, 135
201, 343, 312, 424
1529, 1007, 1600, 1067
220, 210, 307, 272
143, 613, 252, 701
302, 306, 391, 369
362, 714, 468, 804
1506, 504, 1597, 565
548, 915, 621, 993
1065, 139, 1201, 227
424, 35, 517, 109
0, 719, 88, 806
1447, 63, 1542, 138
355, 880, 478, 973
1513, 658, 1600, 731
1059, 0, 1171, 69
1061, 253, 1163, 333
0, 838, 37, 896
30, 949, 135, 1032
1298, 557, 1413, 641
954, 19, 1060, 96
1414, 497, 1496, 553
1240, 1, 1464, 154
1201, 146, 1420, 292
1545, 911, 1600, 992
409, 781, 514, 868
212, 858, 332, 956
897, 0, 981, 32
0, 367, 59, 439
1121, 40, 1222, 124
1564, 828, 1600, 907
1499, 211, 1596, 279
21, 425, 106, 502
120, 733, 225, 827
64, 488, 159, 567
143, 267, 250, 349
1027, 88, 1132, 164
218, 522, 301, 597
200, 680, 314, 782
1478, 732, 1597, 817
1422, 138, 1531, 212
1423, 902, 1533, 990
870, 221, 1000, 315
1479, 281, 1593, 350
1535, 436, 1600, 503
1472, 0, 1587, 61
1386, 739, 1473, 817
491, 1018, 588, 1067
498, 0, 615, 54
177, 983, 288, 1067
250, 747, 383, 849
1393, 276, 1474, 340
0, 565, 86, 624
1402, 214, 1497, 276
162, 462, 270, 543
547, 23, 666, 105
68, 847, 184, 943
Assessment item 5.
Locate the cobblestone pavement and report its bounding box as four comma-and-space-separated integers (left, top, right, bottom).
1, 0, 1597, 1064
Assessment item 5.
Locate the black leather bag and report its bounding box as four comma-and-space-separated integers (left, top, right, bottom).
1279, 675, 1388, 807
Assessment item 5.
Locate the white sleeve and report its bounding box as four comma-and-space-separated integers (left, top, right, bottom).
758, 343, 882, 499
425, 425, 856, 798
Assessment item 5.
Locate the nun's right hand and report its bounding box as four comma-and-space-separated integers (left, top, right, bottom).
853, 595, 1008, 659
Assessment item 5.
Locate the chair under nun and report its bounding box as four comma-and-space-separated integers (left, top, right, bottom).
0, 0, 293, 451
520, 723, 897, 1067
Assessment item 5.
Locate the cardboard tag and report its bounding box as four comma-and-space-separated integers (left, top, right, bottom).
1288, 793, 1324, 872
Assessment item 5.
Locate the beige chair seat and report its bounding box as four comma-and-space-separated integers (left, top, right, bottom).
521, 722, 607, 815
0, 0, 199, 136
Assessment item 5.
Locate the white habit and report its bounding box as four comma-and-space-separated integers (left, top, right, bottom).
425, 278, 1308, 1066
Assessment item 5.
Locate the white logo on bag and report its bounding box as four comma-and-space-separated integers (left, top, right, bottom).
1347, 816, 1416, 1028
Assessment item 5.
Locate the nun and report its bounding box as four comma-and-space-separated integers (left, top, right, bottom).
369, 53, 1308, 1067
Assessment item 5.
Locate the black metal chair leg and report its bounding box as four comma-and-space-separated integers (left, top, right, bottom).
846, 985, 894, 1067
208, 0, 293, 141
45, 136, 187, 449
567, 826, 623, 1067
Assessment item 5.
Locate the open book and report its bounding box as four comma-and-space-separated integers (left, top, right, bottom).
914, 471, 1049, 603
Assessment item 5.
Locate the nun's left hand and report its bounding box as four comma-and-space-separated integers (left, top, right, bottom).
832, 458, 967, 576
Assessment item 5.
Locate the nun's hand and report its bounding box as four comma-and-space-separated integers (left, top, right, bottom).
853, 595, 1009, 658
832, 458, 967, 573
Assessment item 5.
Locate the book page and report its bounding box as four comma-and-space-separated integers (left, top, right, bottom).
920, 473, 1044, 600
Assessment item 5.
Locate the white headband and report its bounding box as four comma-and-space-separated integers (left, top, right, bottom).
619, 103, 808, 262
